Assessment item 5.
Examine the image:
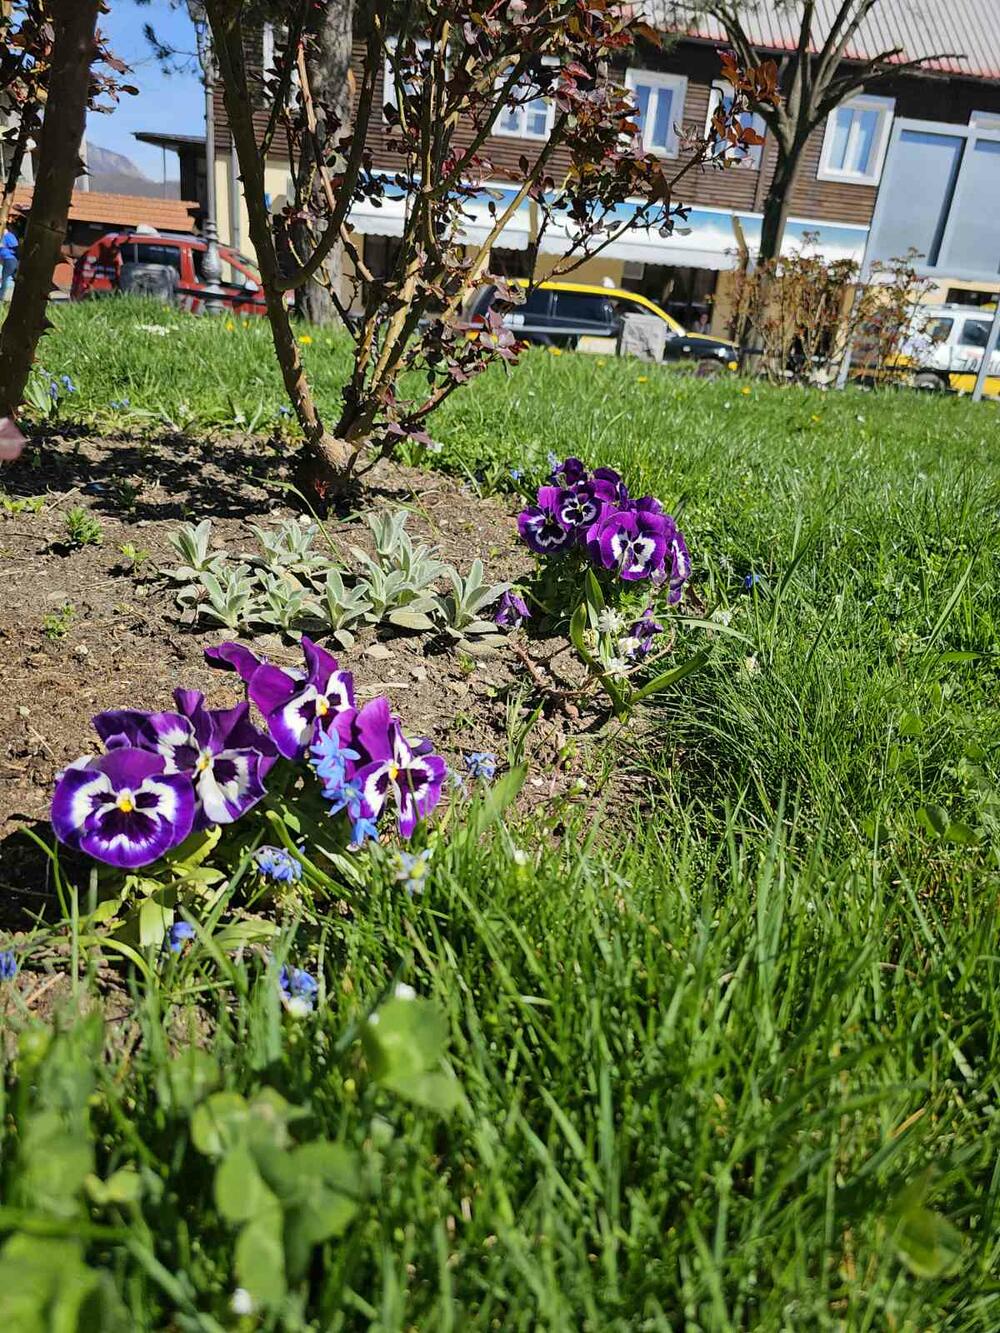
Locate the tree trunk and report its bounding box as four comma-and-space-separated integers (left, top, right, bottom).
295, 0, 355, 326
204, 1, 353, 499
0, 0, 99, 420
757, 144, 798, 264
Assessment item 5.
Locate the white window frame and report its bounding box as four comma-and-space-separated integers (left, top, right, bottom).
706, 79, 765, 169
817, 94, 894, 185
970, 109, 1000, 131
494, 60, 558, 141
625, 68, 687, 158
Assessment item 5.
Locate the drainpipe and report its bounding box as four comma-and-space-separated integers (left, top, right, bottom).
228, 134, 241, 254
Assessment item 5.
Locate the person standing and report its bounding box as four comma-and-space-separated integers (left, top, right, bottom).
0, 225, 19, 300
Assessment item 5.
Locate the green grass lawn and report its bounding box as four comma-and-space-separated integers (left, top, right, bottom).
3, 301, 1000, 1329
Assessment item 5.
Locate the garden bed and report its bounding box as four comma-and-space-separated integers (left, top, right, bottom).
0, 428, 562, 909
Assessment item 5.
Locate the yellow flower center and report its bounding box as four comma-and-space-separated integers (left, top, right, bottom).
315, 696, 329, 717
117, 792, 135, 814
195, 749, 213, 773
388, 763, 400, 782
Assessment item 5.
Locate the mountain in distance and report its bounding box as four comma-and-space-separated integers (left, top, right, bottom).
82, 142, 180, 199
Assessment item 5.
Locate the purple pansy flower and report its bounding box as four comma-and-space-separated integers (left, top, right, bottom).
662, 518, 691, 604
586, 506, 668, 582
495, 590, 530, 629
517, 486, 576, 555
556, 482, 602, 532
590, 466, 629, 505
627, 607, 664, 658
233, 636, 354, 761
330, 697, 446, 837
549, 455, 588, 486
94, 690, 276, 830
52, 748, 195, 869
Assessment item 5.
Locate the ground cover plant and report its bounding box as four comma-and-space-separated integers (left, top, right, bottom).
1, 300, 999, 1327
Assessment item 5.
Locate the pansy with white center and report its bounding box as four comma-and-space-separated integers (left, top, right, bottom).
517, 485, 577, 555
587, 506, 669, 582
208, 635, 354, 761
93, 690, 276, 830
556, 482, 602, 532
51, 748, 195, 869
330, 697, 447, 838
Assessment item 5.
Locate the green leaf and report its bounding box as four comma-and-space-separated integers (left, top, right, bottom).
894, 1205, 964, 1278
466, 763, 527, 840
898, 712, 924, 737
190, 1092, 250, 1159
235, 1205, 286, 1309
363, 996, 463, 1114
917, 804, 949, 838
387, 609, 436, 631
584, 568, 605, 614
216, 1145, 266, 1222
632, 649, 710, 703
158, 1049, 220, 1116
86, 1167, 142, 1207
569, 601, 589, 658
138, 898, 171, 948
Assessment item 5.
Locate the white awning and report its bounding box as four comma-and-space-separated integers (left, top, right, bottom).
347, 195, 530, 250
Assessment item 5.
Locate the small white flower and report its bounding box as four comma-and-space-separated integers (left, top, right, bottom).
605, 656, 630, 679
394, 982, 416, 1001
711, 608, 732, 626
618, 635, 641, 659
231, 1288, 255, 1316
596, 609, 623, 635
284, 996, 313, 1019
511, 847, 529, 866
743, 655, 760, 675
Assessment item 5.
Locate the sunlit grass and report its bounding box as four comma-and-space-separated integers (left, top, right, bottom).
2, 298, 999, 1328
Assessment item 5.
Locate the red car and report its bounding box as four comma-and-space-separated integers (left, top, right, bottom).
71, 230, 268, 315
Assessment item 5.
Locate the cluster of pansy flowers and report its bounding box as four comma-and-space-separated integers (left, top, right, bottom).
518, 455, 691, 599
50, 636, 447, 871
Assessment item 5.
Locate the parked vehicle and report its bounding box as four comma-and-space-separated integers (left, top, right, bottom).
465, 279, 738, 372
71, 230, 267, 316
893, 303, 1000, 394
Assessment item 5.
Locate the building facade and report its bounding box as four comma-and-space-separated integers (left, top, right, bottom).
200, 4, 1000, 334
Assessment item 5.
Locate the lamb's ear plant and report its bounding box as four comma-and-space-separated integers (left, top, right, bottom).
314, 568, 372, 648
364, 509, 411, 563
167, 519, 228, 580
355, 553, 440, 631
249, 517, 327, 576
436, 559, 509, 653
251, 571, 320, 635
192, 565, 260, 632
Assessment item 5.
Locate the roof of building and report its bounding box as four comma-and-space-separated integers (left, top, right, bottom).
11, 186, 200, 231
646, 1, 1000, 80
134, 130, 207, 151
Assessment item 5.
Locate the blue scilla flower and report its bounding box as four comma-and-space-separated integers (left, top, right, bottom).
278, 965, 318, 1017
48, 380, 59, 400
254, 845, 303, 884
310, 728, 360, 808
278, 405, 292, 418
60, 375, 77, 394
394, 848, 433, 895
0, 950, 18, 981
510, 466, 524, 482
349, 814, 379, 849
168, 921, 195, 953
465, 751, 497, 781
743, 573, 762, 591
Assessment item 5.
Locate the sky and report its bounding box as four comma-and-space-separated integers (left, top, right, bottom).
88, 1, 203, 180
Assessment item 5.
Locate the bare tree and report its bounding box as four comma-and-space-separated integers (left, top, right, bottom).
670, 0, 956, 262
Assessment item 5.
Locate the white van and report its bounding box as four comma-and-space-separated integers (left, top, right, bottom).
901, 303, 1000, 394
